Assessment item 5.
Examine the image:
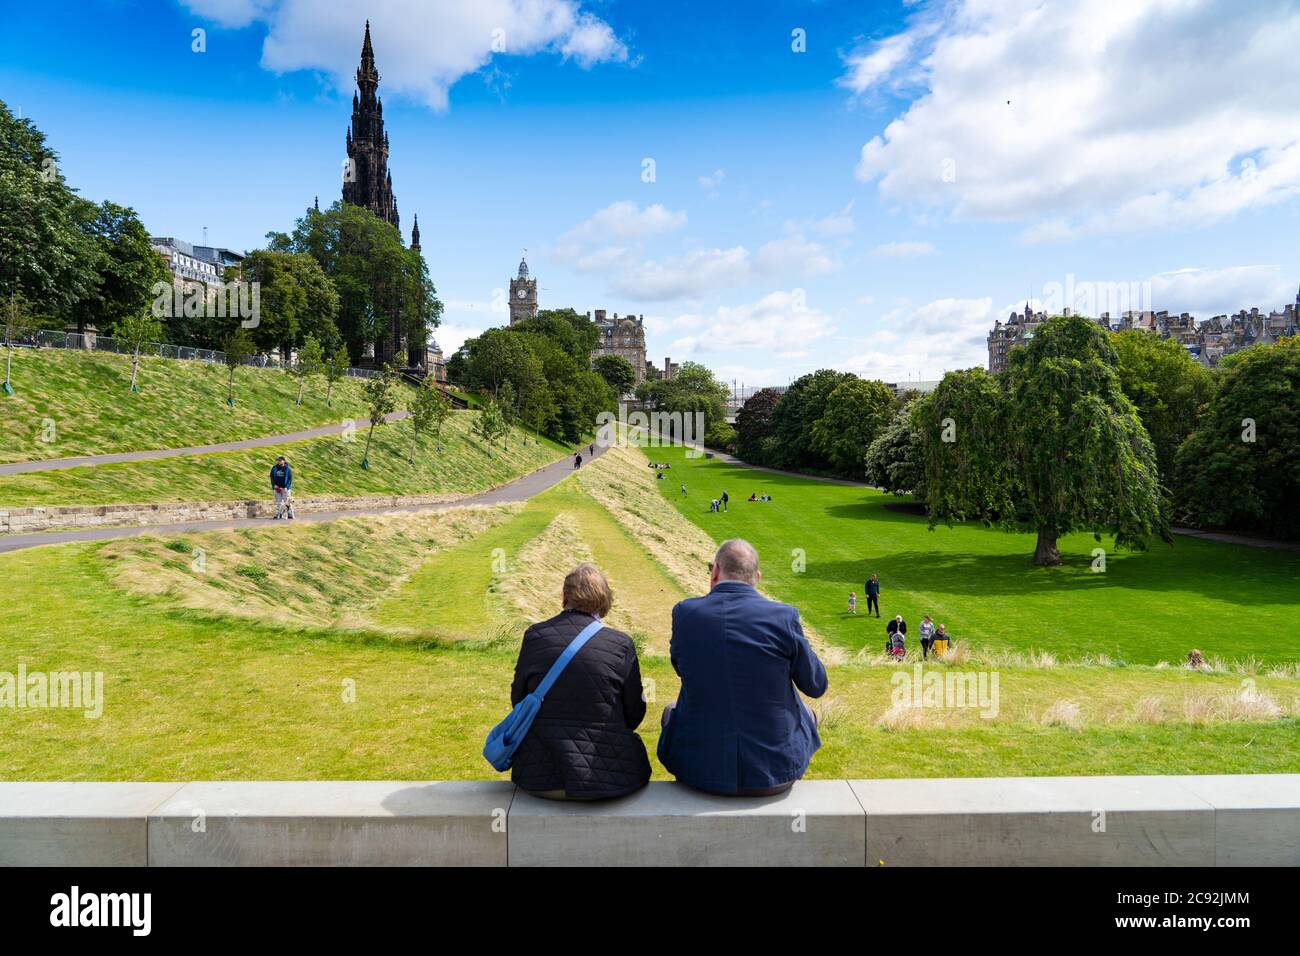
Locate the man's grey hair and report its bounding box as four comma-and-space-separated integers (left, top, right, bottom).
714, 539, 760, 584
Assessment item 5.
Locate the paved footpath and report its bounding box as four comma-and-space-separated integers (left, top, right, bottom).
0, 442, 603, 555
0, 411, 411, 477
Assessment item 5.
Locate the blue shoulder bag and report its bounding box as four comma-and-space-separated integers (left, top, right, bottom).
483, 618, 604, 772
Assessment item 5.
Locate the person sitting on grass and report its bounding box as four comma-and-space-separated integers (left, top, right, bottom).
508, 563, 651, 801
885, 614, 907, 657
748, 492, 757, 502
918, 614, 936, 659
658, 539, 827, 797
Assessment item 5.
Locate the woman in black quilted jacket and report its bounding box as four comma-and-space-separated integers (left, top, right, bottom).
509, 564, 652, 800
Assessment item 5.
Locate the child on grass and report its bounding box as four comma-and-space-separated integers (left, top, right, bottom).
848, 592, 857, 614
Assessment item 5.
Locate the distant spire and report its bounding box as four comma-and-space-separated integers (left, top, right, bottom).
314, 196, 319, 211
411, 214, 420, 249
361, 20, 375, 66
518, 256, 529, 279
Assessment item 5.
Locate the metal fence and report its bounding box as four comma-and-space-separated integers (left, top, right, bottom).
8, 328, 381, 378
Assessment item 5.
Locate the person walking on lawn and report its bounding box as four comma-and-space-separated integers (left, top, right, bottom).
865, 574, 881, 617
270, 455, 294, 520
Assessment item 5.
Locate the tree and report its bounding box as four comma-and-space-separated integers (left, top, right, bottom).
497, 380, 518, 449
117, 309, 162, 393
593, 354, 636, 395
290, 334, 324, 406
2, 295, 34, 396
475, 399, 507, 457
323, 344, 349, 407
268, 201, 440, 364
809, 377, 895, 479
221, 329, 255, 407
734, 387, 783, 464
917, 317, 1169, 566
1174, 337, 1300, 539
360, 364, 399, 470
1112, 329, 1214, 484
767, 369, 855, 470
640, 361, 729, 446
408, 374, 452, 463
864, 403, 926, 497
77, 200, 170, 336
0, 101, 99, 348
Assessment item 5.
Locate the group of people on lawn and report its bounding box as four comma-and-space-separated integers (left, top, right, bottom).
849, 573, 952, 659
507, 540, 826, 801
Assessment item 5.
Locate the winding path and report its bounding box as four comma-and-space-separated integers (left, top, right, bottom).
0, 411, 411, 476
0, 441, 604, 555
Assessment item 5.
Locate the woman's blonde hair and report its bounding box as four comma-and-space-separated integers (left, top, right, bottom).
563, 563, 612, 618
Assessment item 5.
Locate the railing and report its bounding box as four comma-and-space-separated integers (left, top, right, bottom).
7, 328, 381, 378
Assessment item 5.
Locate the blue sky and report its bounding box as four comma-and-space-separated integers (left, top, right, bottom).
3, 0, 1298, 385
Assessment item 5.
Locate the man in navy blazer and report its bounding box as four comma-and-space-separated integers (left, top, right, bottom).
658, 539, 828, 796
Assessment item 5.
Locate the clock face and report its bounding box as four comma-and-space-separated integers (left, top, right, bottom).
516, 288, 528, 298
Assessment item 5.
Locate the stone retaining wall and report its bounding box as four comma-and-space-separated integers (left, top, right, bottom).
0, 493, 461, 535
1, 775, 1296, 867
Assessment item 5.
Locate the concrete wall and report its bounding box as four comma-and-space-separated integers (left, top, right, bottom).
1, 776, 1296, 866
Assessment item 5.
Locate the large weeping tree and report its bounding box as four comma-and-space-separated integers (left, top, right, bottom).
917, 315, 1169, 566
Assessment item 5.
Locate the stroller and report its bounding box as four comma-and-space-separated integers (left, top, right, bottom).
886, 631, 906, 658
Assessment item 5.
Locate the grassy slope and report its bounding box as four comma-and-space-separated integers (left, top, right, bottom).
651, 445, 1300, 665
0, 347, 385, 463
1, 441, 1297, 781
0, 412, 568, 506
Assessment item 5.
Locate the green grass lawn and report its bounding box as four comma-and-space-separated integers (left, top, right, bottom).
0, 347, 391, 463
0, 444, 1294, 780
652, 445, 1300, 666
0, 413, 568, 506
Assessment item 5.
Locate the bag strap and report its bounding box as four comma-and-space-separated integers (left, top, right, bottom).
534, 618, 603, 700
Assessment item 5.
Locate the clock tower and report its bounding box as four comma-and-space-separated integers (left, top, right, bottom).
509, 257, 538, 325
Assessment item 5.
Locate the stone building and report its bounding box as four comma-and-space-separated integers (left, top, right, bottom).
589, 310, 647, 386
341, 21, 430, 369
986, 303, 1047, 373
509, 258, 538, 325
988, 289, 1299, 372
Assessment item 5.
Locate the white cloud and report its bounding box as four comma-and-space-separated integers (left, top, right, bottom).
1146, 266, 1297, 318
848, 0, 1300, 239
784, 200, 856, 238
612, 247, 753, 300
698, 169, 725, 190
553, 201, 688, 273
840, 296, 993, 381
662, 290, 837, 356
871, 240, 934, 258
755, 235, 838, 276
183, 0, 629, 110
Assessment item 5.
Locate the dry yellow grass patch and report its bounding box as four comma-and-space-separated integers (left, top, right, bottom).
578, 442, 845, 663
101, 505, 520, 629
1040, 699, 1085, 729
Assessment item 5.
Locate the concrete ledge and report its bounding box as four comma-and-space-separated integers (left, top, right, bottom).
510, 781, 864, 867
0, 776, 1295, 866
148, 781, 513, 867
1178, 774, 1300, 866
853, 776, 1217, 866
0, 783, 184, 866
